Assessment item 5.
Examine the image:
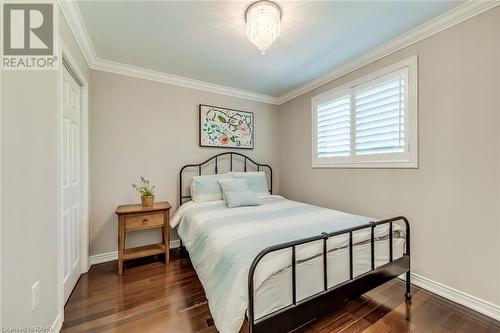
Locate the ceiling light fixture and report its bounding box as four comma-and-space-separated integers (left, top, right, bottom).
245, 0, 281, 55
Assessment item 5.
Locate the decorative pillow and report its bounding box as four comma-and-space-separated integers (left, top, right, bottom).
218, 179, 249, 200
224, 190, 261, 208
190, 173, 233, 202
233, 171, 269, 196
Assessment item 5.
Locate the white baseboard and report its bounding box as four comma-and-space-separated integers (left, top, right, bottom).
89, 251, 119, 266
89, 239, 181, 266
51, 312, 63, 333
169, 239, 181, 249
402, 272, 500, 321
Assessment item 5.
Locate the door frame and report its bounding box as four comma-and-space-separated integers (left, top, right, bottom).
57, 38, 90, 320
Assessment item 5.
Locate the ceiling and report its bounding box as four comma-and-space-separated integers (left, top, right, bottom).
76, 1, 461, 98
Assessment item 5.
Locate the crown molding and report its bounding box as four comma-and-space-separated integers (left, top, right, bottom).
91, 57, 281, 104
277, 1, 500, 104
58, 0, 97, 65
58, 0, 280, 105
59, 0, 498, 106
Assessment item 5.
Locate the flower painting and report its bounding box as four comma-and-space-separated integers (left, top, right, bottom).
199, 104, 254, 149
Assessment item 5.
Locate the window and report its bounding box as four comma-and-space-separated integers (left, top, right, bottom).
312, 56, 418, 168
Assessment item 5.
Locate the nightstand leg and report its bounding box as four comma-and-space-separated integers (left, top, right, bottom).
118, 217, 125, 275
163, 226, 169, 264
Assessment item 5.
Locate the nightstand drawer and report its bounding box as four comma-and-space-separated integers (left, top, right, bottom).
125, 213, 164, 230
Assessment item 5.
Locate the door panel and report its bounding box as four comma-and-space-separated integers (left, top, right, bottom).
62, 67, 82, 303
62, 209, 70, 282
72, 204, 80, 269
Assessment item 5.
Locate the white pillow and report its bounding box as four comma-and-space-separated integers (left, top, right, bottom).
224, 190, 260, 208
233, 171, 269, 196
218, 179, 249, 200
190, 173, 233, 202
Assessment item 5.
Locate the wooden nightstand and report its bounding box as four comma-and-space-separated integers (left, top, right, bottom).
115, 201, 171, 275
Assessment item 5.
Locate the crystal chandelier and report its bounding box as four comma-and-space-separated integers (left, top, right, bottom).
245, 1, 281, 55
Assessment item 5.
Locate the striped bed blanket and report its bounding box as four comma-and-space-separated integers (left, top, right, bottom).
171, 195, 400, 333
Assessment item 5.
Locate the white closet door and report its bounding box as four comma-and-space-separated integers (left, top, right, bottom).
62, 66, 82, 303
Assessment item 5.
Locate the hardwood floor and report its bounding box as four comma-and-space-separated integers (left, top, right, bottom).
62, 250, 500, 333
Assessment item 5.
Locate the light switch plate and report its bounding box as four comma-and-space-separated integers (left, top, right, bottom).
32, 281, 40, 311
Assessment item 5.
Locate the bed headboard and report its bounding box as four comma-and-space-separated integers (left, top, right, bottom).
179, 152, 272, 206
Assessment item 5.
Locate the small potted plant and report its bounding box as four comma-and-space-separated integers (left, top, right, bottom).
132, 177, 155, 207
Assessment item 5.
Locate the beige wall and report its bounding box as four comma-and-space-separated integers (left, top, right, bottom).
2, 70, 60, 327
278, 7, 500, 306
89, 70, 280, 256
1, 10, 89, 328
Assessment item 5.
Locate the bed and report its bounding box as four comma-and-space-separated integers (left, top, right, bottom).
174, 153, 411, 333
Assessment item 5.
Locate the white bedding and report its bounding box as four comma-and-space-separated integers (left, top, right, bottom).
171, 195, 405, 333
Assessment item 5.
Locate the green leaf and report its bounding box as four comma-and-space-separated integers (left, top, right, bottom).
230, 136, 235, 142
217, 116, 227, 123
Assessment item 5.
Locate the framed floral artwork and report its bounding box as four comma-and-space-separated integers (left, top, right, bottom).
199, 104, 254, 149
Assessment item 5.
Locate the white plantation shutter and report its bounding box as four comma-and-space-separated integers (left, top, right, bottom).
312, 56, 417, 168
355, 73, 406, 155
316, 95, 351, 157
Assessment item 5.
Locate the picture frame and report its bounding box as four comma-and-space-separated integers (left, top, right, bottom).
199, 104, 254, 149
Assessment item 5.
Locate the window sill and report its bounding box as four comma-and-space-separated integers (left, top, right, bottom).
312, 160, 418, 169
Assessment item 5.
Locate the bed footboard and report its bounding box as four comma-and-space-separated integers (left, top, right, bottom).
247, 216, 411, 333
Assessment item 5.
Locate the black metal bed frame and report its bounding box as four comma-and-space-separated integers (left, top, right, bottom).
178, 152, 411, 333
